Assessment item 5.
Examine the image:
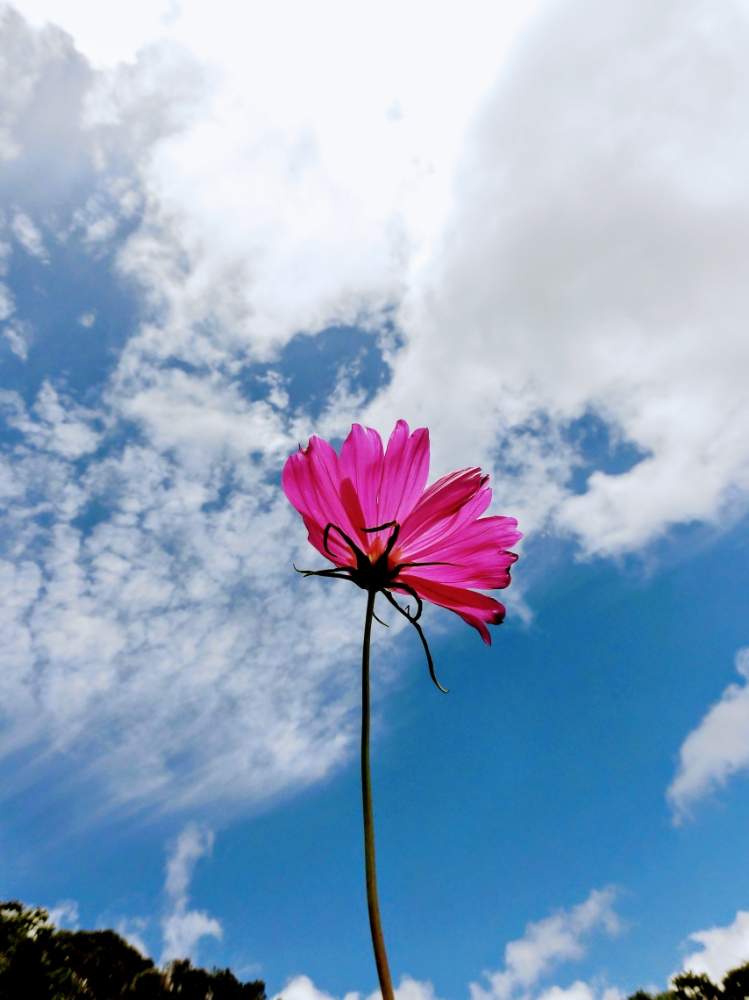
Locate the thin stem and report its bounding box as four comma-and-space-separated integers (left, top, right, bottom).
361, 589, 395, 1000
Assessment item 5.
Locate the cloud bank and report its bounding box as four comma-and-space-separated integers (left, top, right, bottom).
3, 0, 749, 819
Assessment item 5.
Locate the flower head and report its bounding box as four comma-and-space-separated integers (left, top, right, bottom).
283, 420, 521, 683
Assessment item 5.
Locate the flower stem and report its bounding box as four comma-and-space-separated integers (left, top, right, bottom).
361, 588, 395, 1000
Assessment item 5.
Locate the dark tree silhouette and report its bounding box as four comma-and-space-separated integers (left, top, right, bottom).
629, 962, 749, 1000
0, 900, 266, 1000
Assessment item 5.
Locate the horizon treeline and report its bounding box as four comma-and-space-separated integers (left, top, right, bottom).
0, 899, 266, 999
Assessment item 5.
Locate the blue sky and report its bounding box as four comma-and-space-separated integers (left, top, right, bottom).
2, 2, 749, 998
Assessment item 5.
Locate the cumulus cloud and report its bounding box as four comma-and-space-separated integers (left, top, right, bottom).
537, 984, 622, 1000
367, 0, 749, 552
160, 823, 222, 963
469, 888, 621, 1000
679, 911, 749, 983
667, 648, 749, 822
272, 974, 442, 1000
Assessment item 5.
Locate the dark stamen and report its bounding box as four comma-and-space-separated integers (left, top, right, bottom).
382, 591, 448, 694
389, 581, 423, 622
362, 520, 401, 559
294, 564, 353, 581
323, 522, 363, 561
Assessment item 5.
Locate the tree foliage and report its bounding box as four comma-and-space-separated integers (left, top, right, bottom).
0, 900, 266, 1000
629, 965, 749, 1000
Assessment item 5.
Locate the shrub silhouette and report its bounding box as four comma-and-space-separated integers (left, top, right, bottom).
0, 900, 265, 1000
629, 964, 749, 1000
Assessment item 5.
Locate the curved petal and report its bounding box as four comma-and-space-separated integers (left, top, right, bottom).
339, 424, 384, 532
399, 468, 487, 549
282, 437, 361, 565
378, 420, 430, 524
405, 514, 522, 563
395, 574, 507, 645
398, 550, 518, 590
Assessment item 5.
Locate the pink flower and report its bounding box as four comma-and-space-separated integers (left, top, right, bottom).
282, 420, 522, 655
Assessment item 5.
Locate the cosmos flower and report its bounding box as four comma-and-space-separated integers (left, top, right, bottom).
282, 419, 521, 650
282, 419, 521, 999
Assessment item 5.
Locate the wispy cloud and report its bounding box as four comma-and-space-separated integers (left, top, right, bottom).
469, 888, 621, 1000
11, 210, 48, 261
116, 917, 150, 958
667, 647, 749, 822
161, 822, 222, 963
47, 899, 80, 929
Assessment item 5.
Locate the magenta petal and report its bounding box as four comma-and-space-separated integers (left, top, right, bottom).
282, 437, 361, 565
396, 574, 507, 645
339, 424, 385, 532
399, 468, 487, 548
378, 420, 430, 524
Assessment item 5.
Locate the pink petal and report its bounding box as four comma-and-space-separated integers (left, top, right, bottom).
282, 437, 361, 565
406, 515, 522, 563
378, 420, 430, 524
396, 574, 507, 644
339, 424, 384, 532
400, 552, 518, 590
399, 468, 487, 548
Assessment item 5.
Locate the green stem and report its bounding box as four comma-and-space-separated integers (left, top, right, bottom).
361, 588, 395, 1000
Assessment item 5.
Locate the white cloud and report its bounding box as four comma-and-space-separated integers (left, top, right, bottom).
164, 823, 214, 903
469, 888, 621, 1000
0, 280, 14, 320
161, 909, 222, 964
11, 210, 47, 260
3, 382, 101, 458
680, 911, 749, 983
2, 321, 29, 360
0, 401, 367, 813
9, 0, 749, 554
272, 974, 442, 1000
116, 917, 150, 958
366, 0, 749, 553
47, 899, 79, 928
160, 822, 222, 963
667, 647, 749, 822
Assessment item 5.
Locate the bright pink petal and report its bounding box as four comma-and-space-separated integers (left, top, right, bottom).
399, 468, 487, 549
282, 437, 361, 565
405, 514, 522, 563
401, 552, 518, 590
396, 574, 508, 645
339, 424, 384, 532
378, 420, 430, 524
